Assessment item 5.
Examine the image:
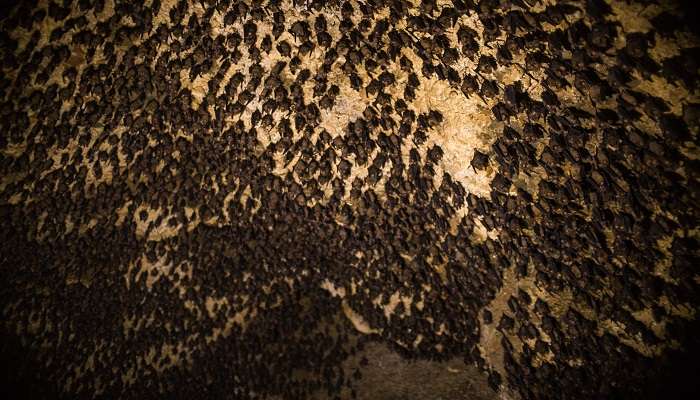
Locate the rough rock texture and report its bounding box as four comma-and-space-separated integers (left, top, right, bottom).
0, 0, 698, 399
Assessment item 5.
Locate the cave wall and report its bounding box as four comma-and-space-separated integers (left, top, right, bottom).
1, 0, 698, 399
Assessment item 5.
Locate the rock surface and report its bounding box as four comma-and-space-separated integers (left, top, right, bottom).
0, 0, 698, 399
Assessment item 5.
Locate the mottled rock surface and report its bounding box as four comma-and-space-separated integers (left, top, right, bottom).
0, 0, 698, 399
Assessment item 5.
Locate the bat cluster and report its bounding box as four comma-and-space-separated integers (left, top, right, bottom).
0, 0, 698, 399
